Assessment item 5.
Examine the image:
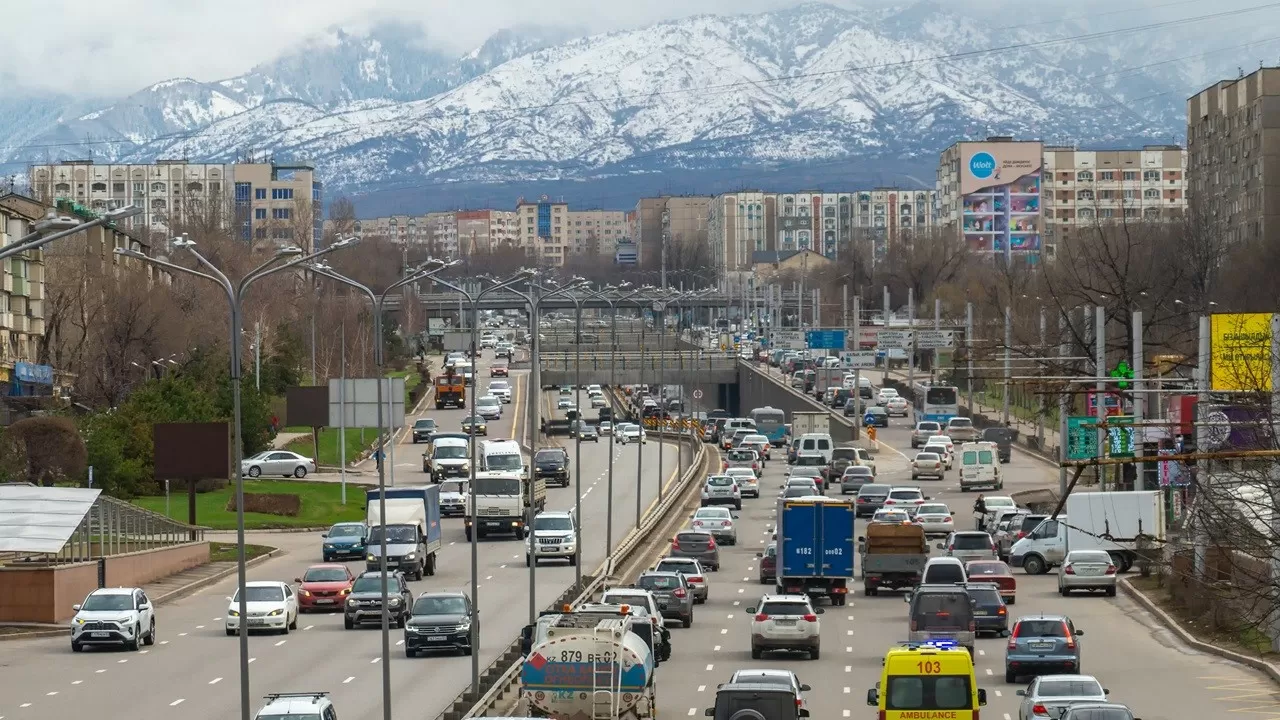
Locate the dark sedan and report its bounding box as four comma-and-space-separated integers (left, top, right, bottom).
863, 406, 889, 428
533, 448, 570, 487
404, 592, 474, 657
757, 543, 777, 584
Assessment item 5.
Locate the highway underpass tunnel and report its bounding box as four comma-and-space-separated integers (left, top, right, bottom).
717, 382, 740, 416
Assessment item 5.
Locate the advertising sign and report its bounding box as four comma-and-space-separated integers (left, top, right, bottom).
1085, 391, 1125, 418
427, 318, 446, 337
1104, 416, 1135, 458
806, 329, 846, 350
876, 329, 912, 349
1210, 313, 1274, 391
959, 140, 1043, 258
1196, 403, 1270, 451
13, 362, 53, 385
839, 350, 877, 369
1158, 448, 1188, 487
1066, 416, 1099, 460
858, 328, 879, 348
915, 330, 955, 350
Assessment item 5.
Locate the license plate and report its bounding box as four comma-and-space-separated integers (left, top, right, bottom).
249, 619, 268, 626
775, 619, 796, 626
91, 632, 109, 638
315, 599, 334, 604
973, 610, 988, 616
484, 521, 502, 527
1080, 567, 1102, 575
427, 635, 446, 642
1031, 642, 1054, 651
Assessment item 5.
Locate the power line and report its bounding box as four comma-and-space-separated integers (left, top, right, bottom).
3, 1, 1278, 164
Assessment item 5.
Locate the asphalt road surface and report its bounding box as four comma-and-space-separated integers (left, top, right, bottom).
0, 356, 683, 720
641, 386, 1280, 720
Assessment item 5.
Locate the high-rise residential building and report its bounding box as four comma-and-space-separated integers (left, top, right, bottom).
424, 211, 458, 257
455, 209, 521, 255
633, 196, 712, 270
27, 159, 322, 249
565, 209, 629, 258
618, 210, 639, 265
1187, 67, 1280, 246
1042, 145, 1186, 256
516, 197, 569, 266
0, 193, 54, 409
937, 137, 1045, 262
708, 191, 776, 272
773, 190, 936, 261
354, 214, 431, 245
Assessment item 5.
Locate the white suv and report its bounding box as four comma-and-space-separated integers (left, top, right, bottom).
255, 692, 337, 719
70, 587, 156, 652
746, 593, 824, 660
526, 510, 578, 566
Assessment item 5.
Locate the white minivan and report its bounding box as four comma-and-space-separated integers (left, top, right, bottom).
957, 442, 1002, 491
794, 433, 833, 464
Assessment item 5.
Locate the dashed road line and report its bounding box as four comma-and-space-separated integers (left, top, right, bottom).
713, 646, 721, 652
170, 699, 185, 707
846, 646, 853, 653
687, 709, 696, 717
45, 692, 57, 697
209, 678, 222, 685
697, 685, 706, 692
344, 677, 356, 684
95, 669, 106, 674
117, 659, 128, 664
178, 632, 188, 637
985, 668, 993, 675
304, 625, 314, 631
978, 649, 985, 656
846, 629, 853, 636
371, 657, 381, 664
705, 664, 714, 671
19, 703, 31, 708
248, 657, 257, 664
274, 640, 287, 647
71, 681, 82, 685
195, 625, 204, 629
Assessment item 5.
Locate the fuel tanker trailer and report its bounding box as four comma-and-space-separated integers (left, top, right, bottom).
519, 607, 657, 720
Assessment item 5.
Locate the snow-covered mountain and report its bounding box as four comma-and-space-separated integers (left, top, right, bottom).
3, 1, 1274, 204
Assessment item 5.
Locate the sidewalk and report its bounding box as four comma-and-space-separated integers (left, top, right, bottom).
272, 431, 310, 450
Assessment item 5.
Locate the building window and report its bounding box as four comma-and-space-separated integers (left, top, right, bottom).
1099, 171, 1114, 181
1123, 190, 1138, 200
254, 208, 267, 220
1123, 208, 1139, 218
1123, 171, 1138, 181
1077, 190, 1094, 201
54, 183, 70, 194
1079, 208, 1096, 220
1076, 171, 1093, 182
152, 199, 166, 209
186, 182, 203, 192
271, 188, 294, 200
133, 182, 145, 193
1143, 170, 1160, 181
254, 188, 266, 200
1100, 208, 1115, 218
151, 182, 166, 192
91, 182, 106, 192
272, 208, 291, 220
1143, 188, 1160, 199
113, 182, 125, 193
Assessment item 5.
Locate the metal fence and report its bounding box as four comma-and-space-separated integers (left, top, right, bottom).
1, 494, 205, 565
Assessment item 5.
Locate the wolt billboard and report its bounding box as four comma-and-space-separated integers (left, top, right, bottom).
958, 141, 1043, 259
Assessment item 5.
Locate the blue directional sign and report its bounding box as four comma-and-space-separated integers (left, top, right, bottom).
806, 329, 847, 350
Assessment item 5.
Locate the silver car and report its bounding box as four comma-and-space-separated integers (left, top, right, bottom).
670, 530, 720, 571
654, 557, 709, 603
241, 450, 316, 478
724, 468, 759, 497
938, 531, 998, 563
914, 503, 955, 537
1017, 675, 1110, 720
1058, 550, 1118, 597
690, 506, 737, 545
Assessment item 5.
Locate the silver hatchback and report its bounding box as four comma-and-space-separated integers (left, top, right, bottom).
670, 530, 720, 571
938, 531, 998, 564
654, 557, 709, 603
690, 506, 737, 545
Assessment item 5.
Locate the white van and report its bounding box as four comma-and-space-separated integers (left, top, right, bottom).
794, 433, 834, 463
957, 442, 1001, 491
480, 439, 527, 478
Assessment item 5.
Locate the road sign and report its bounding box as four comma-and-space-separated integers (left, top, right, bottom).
1066, 416, 1099, 460
692, 389, 703, 400
839, 350, 876, 369
774, 330, 803, 344
915, 330, 955, 350
876, 330, 913, 349
806, 329, 846, 350
1105, 415, 1135, 458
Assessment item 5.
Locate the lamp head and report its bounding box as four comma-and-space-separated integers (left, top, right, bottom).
277, 245, 304, 257
331, 236, 360, 249
171, 235, 196, 249
105, 205, 144, 220
35, 214, 80, 232
113, 246, 147, 260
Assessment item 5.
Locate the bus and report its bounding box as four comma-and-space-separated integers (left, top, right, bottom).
916, 386, 960, 423
748, 406, 788, 446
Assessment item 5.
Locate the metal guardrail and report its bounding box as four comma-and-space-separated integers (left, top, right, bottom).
449, 428, 711, 720
538, 351, 737, 374
1, 494, 206, 565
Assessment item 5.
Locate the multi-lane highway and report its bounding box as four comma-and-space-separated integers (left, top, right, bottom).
0, 354, 682, 720
636, 378, 1279, 720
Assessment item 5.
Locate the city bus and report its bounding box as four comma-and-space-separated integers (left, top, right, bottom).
748, 406, 788, 446
915, 385, 960, 423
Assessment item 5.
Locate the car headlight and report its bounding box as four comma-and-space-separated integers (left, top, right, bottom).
268, 609, 283, 616
457, 619, 472, 632
340, 587, 352, 595
73, 617, 85, 625
388, 597, 402, 605
404, 553, 416, 560
347, 598, 358, 607
300, 589, 311, 597
324, 543, 334, 549
367, 554, 376, 561
228, 609, 240, 617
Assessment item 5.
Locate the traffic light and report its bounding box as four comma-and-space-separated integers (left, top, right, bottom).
1110, 361, 1133, 390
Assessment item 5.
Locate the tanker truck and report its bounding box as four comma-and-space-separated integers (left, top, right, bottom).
519, 604, 657, 720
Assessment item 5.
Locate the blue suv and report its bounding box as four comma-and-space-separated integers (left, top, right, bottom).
1005, 614, 1084, 683
322, 522, 368, 562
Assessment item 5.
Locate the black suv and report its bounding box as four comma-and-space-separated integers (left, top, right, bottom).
344, 571, 413, 630
705, 682, 808, 720
404, 591, 474, 657
533, 447, 570, 487
411, 418, 437, 443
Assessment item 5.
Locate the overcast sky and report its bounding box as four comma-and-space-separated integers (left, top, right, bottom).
1, 0, 1261, 97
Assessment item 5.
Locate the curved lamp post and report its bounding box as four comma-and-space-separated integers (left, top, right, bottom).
116, 234, 358, 720
4, 204, 143, 262
600, 283, 645, 560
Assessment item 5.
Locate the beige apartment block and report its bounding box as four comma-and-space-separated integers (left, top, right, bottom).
516, 198, 570, 266
1187, 66, 1280, 247
633, 196, 711, 269
708, 191, 776, 271
774, 189, 936, 261
566, 209, 628, 258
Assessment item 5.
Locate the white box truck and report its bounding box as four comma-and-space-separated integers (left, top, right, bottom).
1008, 490, 1165, 575
790, 411, 830, 438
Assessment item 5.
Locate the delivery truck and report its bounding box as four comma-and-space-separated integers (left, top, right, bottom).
790, 411, 831, 439
365, 485, 442, 580
857, 522, 929, 595
1009, 490, 1165, 575
776, 496, 856, 605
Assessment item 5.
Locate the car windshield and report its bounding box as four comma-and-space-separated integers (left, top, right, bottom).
81, 594, 133, 611
728, 450, 754, 461
966, 586, 1001, 603
860, 484, 891, 495
967, 561, 1008, 575
867, 407, 886, 415
951, 534, 991, 550
351, 576, 390, 593
759, 600, 810, 616
655, 560, 697, 573
440, 480, 466, 494
486, 454, 523, 471
708, 476, 735, 487
884, 676, 973, 711
638, 575, 680, 591
949, 419, 973, 429
414, 420, 436, 429
1017, 619, 1069, 637
985, 497, 1015, 507
303, 567, 349, 582
916, 453, 940, 462
1037, 680, 1105, 698
917, 423, 941, 432
535, 515, 574, 531
832, 448, 857, 460
367, 525, 416, 543
474, 477, 521, 494
1068, 551, 1113, 565
535, 451, 564, 462
796, 455, 825, 465
889, 490, 921, 500
696, 508, 731, 519
328, 524, 364, 538
478, 397, 499, 406
258, 715, 322, 720
912, 593, 971, 627
464, 416, 484, 423
435, 446, 467, 459
413, 595, 468, 615
731, 671, 792, 688
845, 467, 873, 476
235, 586, 284, 602
918, 504, 949, 515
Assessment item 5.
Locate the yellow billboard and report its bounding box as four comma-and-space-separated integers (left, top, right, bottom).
1210, 313, 1274, 391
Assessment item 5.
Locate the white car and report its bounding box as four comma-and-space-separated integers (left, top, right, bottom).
741, 434, 772, 460
255, 692, 338, 720
923, 442, 953, 470
914, 502, 956, 537
556, 398, 575, 410
591, 395, 608, 409
911, 452, 945, 480
925, 435, 955, 457
885, 397, 910, 417
724, 467, 759, 497
70, 587, 156, 652
883, 486, 928, 514
870, 508, 911, 524
700, 475, 742, 509
526, 510, 578, 566
979, 495, 1018, 530
598, 420, 613, 435
600, 588, 665, 623
690, 506, 737, 545
225, 581, 299, 635
747, 594, 823, 659
488, 381, 512, 403
475, 395, 503, 420
241, 450, 316, 479
587, 384, 603, 395
479, 335, 497, 349
875, 388, 900, 406
617, 423, 647, 444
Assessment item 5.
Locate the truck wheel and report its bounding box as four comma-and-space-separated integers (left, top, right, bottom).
864, 586, 877, 596
751, 645, 762, 659
1106, 586, 1117, 597
809, 646, 820, 660
1022, 555, 1047, 575
464, 528, 472, 542
568, 553, 578, 566
515, 527, 526, 540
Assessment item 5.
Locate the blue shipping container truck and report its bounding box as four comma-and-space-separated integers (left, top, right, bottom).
777, 496, 855, 606
365, 485, 443, 579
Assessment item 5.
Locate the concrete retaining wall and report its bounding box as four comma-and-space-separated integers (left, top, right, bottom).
737, 360, 857, 444
0, 541, 210, 623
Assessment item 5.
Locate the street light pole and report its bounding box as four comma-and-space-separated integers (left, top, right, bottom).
604, 285, 643, 559
566, 285, 613, 585
119, 235, 358, 720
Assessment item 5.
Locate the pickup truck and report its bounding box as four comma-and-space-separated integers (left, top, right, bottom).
857, 522, 928, 596
945, 417, 980, 443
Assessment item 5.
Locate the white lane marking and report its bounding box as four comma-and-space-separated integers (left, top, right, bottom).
212, 617, 221, 621
687, 710, 696, 717
733, 601, 740, 606
726, 614, 734, 620
159, 641, 169, 645
117, 659, 128, 664
737, 588, 744, 593
71, 681, 83, 686
713, 646, 721, 652
846, 646, 853, 653
1004, 715, 1011, 720
977, 649, 985, 656
486, 575, 493, 580
178, 632, 188, 637
847, 615, 854, 621
274, 640, 287, 647
846, 629, 853, 635
742, 577, 749, 582
500, 564, 507, 569
95, 669, 106, 674
343, 677, 355, 684
396, 640, 404, 646
170, 699, 185, 707
845, 665, 852, 672
139, 650, 149, 655
371, 657, 381, 664
697, 684, 707, 692
843, 711, 851, 718
720, 629, 727, 635
20, 703, 31, 708
985, 668, 993, 675
705, 664, 714, 671
747, 566, 754, 571
450, 541, 457, 546
248, 658, 257, 664
195, 625, 204, 629
46, 692, 57, 696
994, 690, 1002, 698
209, 678, 222, 685
304, 625, 314, 631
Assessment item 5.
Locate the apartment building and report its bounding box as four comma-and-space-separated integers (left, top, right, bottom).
354, 215, 431, 245
617, 211, 639, 265
27, 160, 322, 249
708, 191, 776, 272
564, 209, 628, 258
516, 197, 569, 266
455, 210, 520, 255
938, 137, 1046, 262
1187, 67, 1280, 246
425, 211, 458, 257
1042, 145, 1186, 253
774, 190, 936, 260
633, 196, 712, 269
0, 193, 52, 404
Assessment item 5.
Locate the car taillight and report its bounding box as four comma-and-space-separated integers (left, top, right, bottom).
1063, 622, 1076, 649
1032, 704, 1048, 716
795, 698, 803, 709
1064, 565, 1075, 575
722, 461, 728, 470
997, 606, 1006, 615
753, 463, 759, 470
707, 538, 717, 549
693, 520, 703, 527
671, 539, 681, 551
884, 499, 896, 505
1105, 565, 1118, 575
723, 521, 733, 527
943, 516, 952, 522
802, 613, 817, 622
688, 576, 703, 583
910, 619, 917, 631
673, 588, 687, 598
755, 613, 768, 621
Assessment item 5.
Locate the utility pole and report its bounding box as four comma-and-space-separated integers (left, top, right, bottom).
1037, 306, 1047, 449
882, 285, 891, 386
1058, 310, 1070, 498
933, 297, 941, 383
852, 294, 862, 441
1132, 310, 1145, 490
1193, 315, 1210, 577
1094, 305, 1106, 490
966, 302, 974, 415
1002, 306, 1012, 427
907, 287, 915, 393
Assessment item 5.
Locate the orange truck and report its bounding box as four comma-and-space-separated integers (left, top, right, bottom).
434, 373, 465, 409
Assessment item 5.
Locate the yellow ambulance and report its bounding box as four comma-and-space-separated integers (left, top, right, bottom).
866, 641, 988, 719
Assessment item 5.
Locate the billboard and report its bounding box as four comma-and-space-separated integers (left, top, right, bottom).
959, 141, 1043, 259
1210, 313, 1274, 391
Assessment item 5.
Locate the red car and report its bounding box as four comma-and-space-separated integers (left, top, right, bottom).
295, 564, 355, 612
757, 543, 777, 584
965, 560, 1017, 604
490, 364, 508, 377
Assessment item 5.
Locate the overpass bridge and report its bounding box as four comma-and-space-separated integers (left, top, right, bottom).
392, 291, 762, 313
537, 351, 738, 386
